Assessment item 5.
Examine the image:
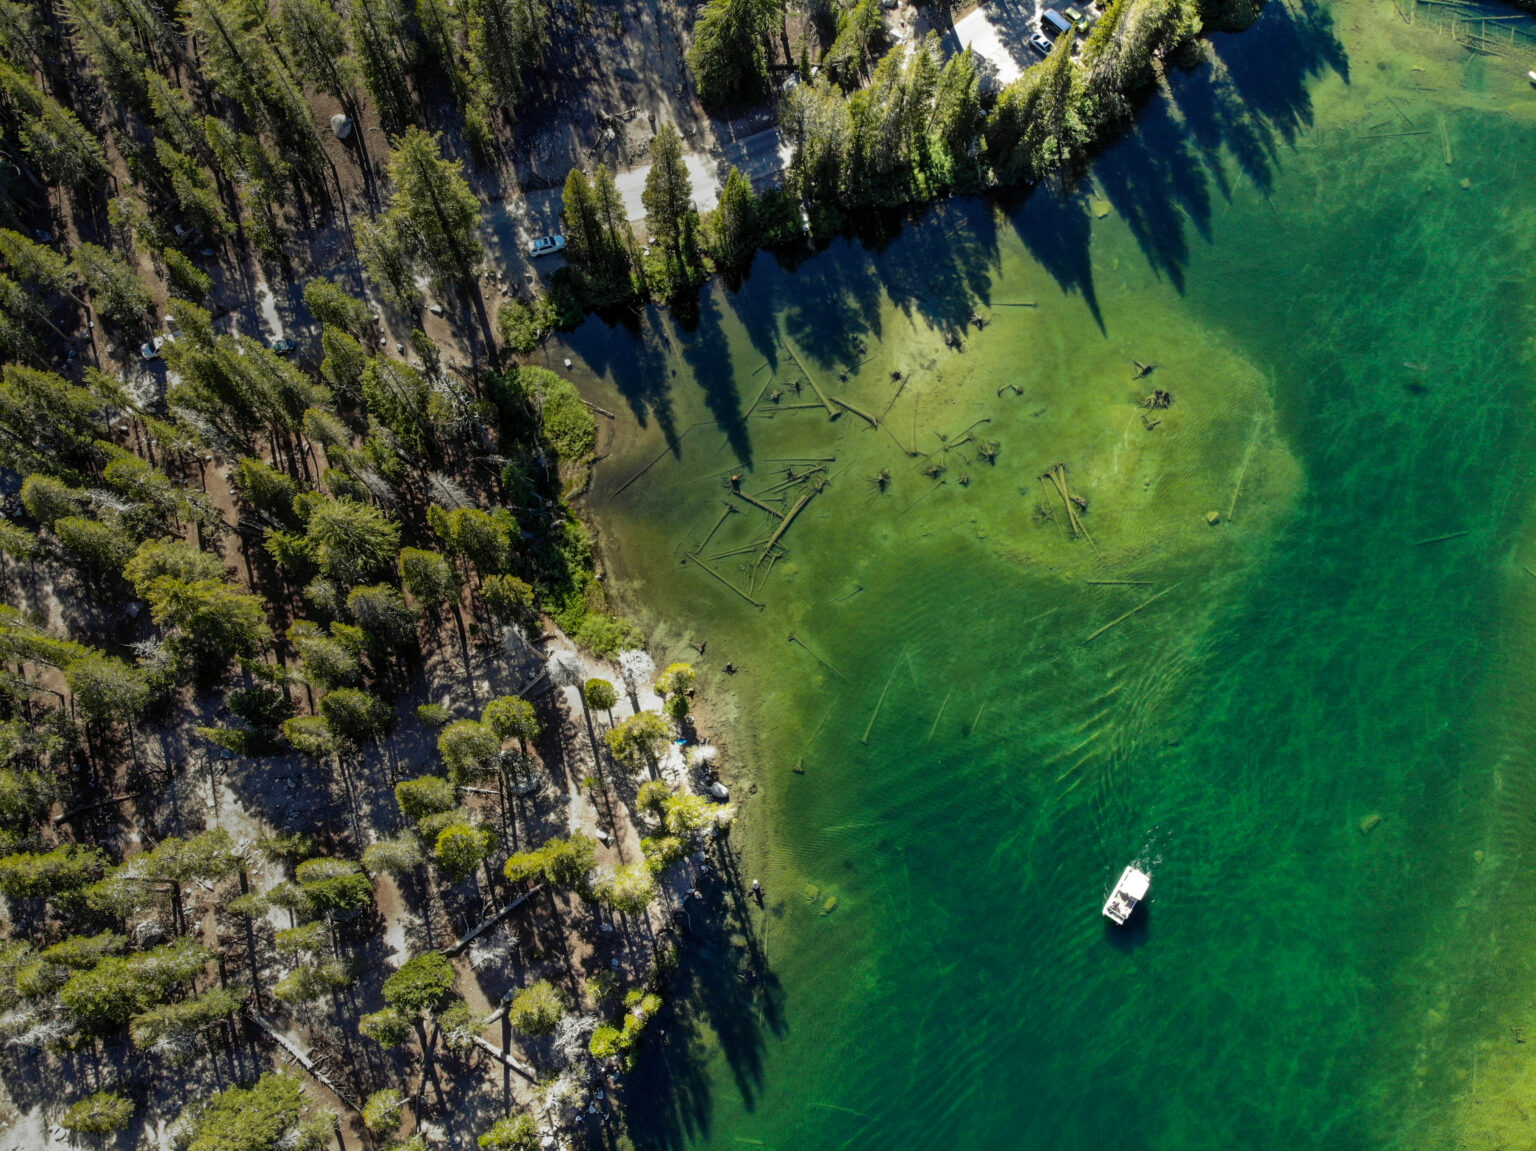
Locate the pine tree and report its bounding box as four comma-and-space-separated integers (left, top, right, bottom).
351, 0, 414, 131
386, 127, 483, 292
642, 123, 697, 274
930, 47, 981, 167
304, 279, 373, 339
278, 0, 361, 110
143, 69, 204, 152
0, 63, 109, 187
986, 31, 1082, 183
71, 243, 152, 330
703, 166, 756, 271
781, 79, 851, 203
467, 0, 548, 108
356, 215, 423, 313
63, 0, 150, 113
179, 0, 273, 121
686, 0, 782, 109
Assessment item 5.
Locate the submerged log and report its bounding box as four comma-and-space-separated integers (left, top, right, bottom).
1082, 584, 1179, 645
829, 395, 879, 427
782, 339, 839, 419
685, 553, 766, 610
757, 486, 818, 566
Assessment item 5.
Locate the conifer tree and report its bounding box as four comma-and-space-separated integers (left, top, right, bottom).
386, 127, 483, 293
686, 0, 781, 108
642, 123, 698, 275
351, 0, 415, 131
467, 0, 549, 108
703, 166, 757, 271
356, 216, 423, 313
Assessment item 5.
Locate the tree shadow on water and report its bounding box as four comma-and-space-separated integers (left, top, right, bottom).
567, 305, 682, 456
620, 841, 786, 1149
1009, 0, 1349, 302
669, 289, 756, 468
1004, 181, 1106, 329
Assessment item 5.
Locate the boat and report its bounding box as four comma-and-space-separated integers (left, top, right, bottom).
1102, 865, 1151, 925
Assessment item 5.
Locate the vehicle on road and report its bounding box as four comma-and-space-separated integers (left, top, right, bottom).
1029, 31, 1054, 54
528, 234, 566, 258
269, 338, 296, 355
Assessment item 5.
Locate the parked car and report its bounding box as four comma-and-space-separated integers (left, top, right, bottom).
1041, 7, 1075, 37
528, 234, 566, 258
140, 333, 172, 361
269, 337, 296, 355
1029, 31, 1054, 54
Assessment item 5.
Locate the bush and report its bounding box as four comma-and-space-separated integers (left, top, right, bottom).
416, 703, 451, 727
507, 979, 564, 1037
497, 295, 555, 354
478, 1114, 539, 1150
62, 1091, 135, 1135
396, 775, 456, 823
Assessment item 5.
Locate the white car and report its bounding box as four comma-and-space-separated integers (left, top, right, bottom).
528, 234, 566, 258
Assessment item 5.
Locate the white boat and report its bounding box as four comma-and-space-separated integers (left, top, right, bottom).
1102, 865, 1151, 925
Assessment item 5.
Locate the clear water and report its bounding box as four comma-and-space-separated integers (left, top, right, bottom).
556, 3, 1536, 1147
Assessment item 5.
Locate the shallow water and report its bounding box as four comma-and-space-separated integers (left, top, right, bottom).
557, 3, 1536, 1147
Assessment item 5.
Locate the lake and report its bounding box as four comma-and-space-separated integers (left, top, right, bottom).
554, 2, 1536, 1146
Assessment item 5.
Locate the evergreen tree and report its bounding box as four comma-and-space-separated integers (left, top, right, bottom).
351, 0, 414, 131
560, 165, 636, 304
930, 47, 981, 168
642, 123, 699, 279
356, 216, 423, 313
278, 0, 362, 111
467, 0, 549, 108
303, 279, 373, 339
986, 32, 1084, 183
386, 127, 483, 292
686, 0, 781, 108
63, 0, 150, 113
704, 165, 757, 271
71, 243, 152, 330
0, 63, 109, 187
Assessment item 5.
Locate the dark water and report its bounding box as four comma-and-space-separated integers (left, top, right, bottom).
559, 3, 1536, 1147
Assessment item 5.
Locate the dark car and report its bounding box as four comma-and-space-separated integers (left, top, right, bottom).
1041, 8, 1075, 37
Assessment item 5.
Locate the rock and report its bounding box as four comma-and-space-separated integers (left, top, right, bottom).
330, 113, 353, 139
135, 919, 166, 947
1206, 510, 1222, 525
709, 781, 729, 800
563, 358, 573, 370
1091, 198, 1112, 219
820, 896, 839, 915
428, 303, 444, 316
1358, 812, 1382, 835
1459, 177, 1471, 190
1474, 850, 1485, 864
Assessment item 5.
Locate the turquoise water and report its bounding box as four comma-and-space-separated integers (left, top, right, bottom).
559, 4, 1536, 1148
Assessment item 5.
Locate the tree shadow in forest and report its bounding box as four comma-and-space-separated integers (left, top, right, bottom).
618, 837, 785, 1150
